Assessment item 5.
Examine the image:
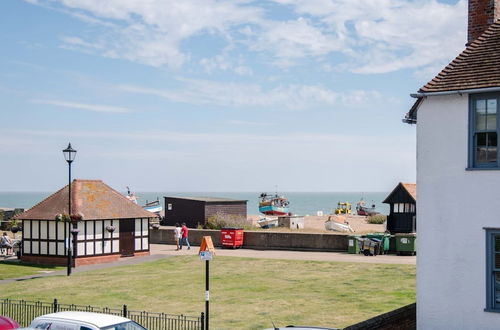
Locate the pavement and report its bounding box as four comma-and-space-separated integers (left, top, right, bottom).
0, 244, 415, 284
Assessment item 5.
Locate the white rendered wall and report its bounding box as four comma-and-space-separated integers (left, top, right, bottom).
417, 94, 500, 329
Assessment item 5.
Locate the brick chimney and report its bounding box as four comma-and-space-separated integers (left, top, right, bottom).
468, 0, 500, 44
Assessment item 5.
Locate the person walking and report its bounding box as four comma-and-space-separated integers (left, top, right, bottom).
174, 223, 182, 251
179, 222, 190, 250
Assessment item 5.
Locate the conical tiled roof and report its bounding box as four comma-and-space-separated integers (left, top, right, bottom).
420, 21, 500, 93
15, 180, 157, 220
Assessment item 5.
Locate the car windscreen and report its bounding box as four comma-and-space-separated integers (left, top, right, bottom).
100, 321, 146, 330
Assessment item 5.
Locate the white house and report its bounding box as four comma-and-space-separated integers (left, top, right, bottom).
405, 0, 500, 328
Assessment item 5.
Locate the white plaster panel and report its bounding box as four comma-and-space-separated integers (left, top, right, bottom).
40, 242, 47, 255
95, 221, 103, 239
86, 242, 94, 255
104, 220, 112, 239
24, 221, 31, 239
48, 242, 56, 255
142, 219, 148, 236
57, 222, 66, 240
95, 241, 103, 254
135, 219, 141, 236
40, 221, 47, 239
135, 238, 141, 250
32, 221, 39, 239
77, 223, 84, 241
112, 221, 119, 238
77, 242, 85, 256
23, 242, 30, 254
48, 221, 56, 240
112, 240, 119, 253
417, 94, 500, 329
103, 240, 111, 254
86, 221, 94, 240
32, 242, 39, 254
142, 237, 148, 250
57, 242, 65, 255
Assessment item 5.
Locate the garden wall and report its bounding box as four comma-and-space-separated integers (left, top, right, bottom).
150, 228, 348, 251
343, 303, 416, 330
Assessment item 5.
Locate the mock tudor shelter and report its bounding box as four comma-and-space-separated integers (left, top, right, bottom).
383, 183, 416, 234
14, 180, 157, 266
404, 0, 500, 328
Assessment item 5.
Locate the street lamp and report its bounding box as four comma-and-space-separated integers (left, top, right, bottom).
63, 143, 77, 276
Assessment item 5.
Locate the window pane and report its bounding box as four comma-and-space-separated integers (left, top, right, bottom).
487, 99, 497, 130
477, 133, 488, 163
488, 133, 498, 163
495, 272, 500, 304
476, 99, 487, 130
495, 235, 500, 252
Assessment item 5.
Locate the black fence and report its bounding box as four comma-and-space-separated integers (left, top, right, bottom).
0, 298, 204, 330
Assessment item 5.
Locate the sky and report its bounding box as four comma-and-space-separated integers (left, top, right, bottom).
0, 0, 466, 192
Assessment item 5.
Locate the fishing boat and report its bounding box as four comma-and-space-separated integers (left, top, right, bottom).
144, 199, 162, 215
356, 199, 378, 216
257, 216, 279, 229
324, 218, 354, 232
258, 193, 290, 216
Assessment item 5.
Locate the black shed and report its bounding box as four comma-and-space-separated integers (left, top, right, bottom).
163, 196, 247, 228
383, 183, 416, 234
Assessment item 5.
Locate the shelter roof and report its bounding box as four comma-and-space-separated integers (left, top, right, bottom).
420, 21, 500, 93
165, 196, 247, 203
383, 182, 417, 204
15, 180, 157, 220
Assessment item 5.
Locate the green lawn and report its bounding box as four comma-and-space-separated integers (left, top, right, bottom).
0, 256, 415, 329
0, 261, 63, 280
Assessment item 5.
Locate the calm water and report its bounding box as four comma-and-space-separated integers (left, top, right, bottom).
0, 191, 390, 215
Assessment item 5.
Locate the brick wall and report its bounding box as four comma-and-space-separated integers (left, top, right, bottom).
343, 303, 416, 330
468, 0, 500, 43
204, 203, 247, 223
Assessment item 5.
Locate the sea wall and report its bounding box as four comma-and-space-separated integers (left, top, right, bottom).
150, 227, 348, 251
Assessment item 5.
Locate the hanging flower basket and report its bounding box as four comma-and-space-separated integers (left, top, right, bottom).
106, 225, 116, 233
151, 224, 160, 230
55, 214, 71, 222
10, 226, 20, 234
70, 213, 84, 223
70, 228, 80, 235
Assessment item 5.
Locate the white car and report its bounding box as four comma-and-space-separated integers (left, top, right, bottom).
29, 311, 146, 330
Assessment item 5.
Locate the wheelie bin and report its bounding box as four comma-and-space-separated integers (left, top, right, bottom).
395, 233, 417, 255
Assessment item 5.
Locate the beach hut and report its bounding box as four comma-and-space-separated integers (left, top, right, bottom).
383, 183, 416, 233
14, 180, 157, 266
163, 196, 247, 228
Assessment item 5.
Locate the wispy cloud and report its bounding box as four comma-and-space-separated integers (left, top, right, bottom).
116, 78, 383, 110
31, 99, 133, 113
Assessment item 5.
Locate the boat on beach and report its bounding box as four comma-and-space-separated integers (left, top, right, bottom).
356, 199, 378, 216
144, 199, 162, 215
258, 193, 290, 216
324, 218, 354, 232
257, 216, 279, 229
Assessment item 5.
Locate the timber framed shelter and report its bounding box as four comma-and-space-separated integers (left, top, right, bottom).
14, 180, 157, 266
383, 183, 417, 234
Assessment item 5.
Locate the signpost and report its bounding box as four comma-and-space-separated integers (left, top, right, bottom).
199, 236, 215, 330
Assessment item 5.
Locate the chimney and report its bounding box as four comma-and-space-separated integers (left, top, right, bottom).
468, 0, 500, 44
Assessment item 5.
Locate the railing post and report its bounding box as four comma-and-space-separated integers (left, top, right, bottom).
53, 299, 58, 313
122, 305, 127, 317
201, 312, 205, 330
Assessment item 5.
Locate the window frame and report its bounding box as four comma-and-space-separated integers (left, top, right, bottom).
485, 228, 500, 312
469, 93, 500, 169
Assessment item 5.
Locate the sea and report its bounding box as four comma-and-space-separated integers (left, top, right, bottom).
0, 191, 390, 216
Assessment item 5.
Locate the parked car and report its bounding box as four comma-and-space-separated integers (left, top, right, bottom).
0, 316, 20, 330
29, 312, 146, 330
263, 326, 339, 330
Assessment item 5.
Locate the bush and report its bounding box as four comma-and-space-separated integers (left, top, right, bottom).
367, 214, 387, 224
202, 212, 254, 230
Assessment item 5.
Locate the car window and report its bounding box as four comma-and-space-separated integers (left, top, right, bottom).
80, 327, 94, 330
101, 321, 146, 330
32, 322, 52, 329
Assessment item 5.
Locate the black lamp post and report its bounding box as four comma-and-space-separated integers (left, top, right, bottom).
63, 143, 77, 276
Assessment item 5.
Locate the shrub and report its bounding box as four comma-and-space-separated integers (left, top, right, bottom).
203, 212, 254, 230
367, 214, 387, 224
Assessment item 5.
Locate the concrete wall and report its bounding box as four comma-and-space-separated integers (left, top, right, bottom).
151, 228, 348, 251
417, 94, 500, 329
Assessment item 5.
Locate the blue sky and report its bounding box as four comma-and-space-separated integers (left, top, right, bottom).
0, 0, 465, 192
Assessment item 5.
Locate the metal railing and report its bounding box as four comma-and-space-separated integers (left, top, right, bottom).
0, 298, 204, 330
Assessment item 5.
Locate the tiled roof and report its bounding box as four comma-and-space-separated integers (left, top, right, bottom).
401, 183, 417, 201
420, 20, 500, 93
15, 180, 157, 220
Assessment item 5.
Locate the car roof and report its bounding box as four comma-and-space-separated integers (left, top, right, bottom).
0, 316, 20, 330
32, 312, 131, 328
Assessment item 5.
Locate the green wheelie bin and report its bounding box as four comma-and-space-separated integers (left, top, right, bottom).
347, 235, 361, 254
365, 233, 390, 254
395, 233, 417, 255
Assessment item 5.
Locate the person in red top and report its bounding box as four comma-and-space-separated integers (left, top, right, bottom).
180, 222, 190, 250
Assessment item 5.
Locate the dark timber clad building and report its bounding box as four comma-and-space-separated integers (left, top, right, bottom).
163, 196, 247, 228
383, 183, 417, 234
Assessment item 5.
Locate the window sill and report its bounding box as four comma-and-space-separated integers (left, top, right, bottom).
466, 167, 500, 171
484, 308, 500, 313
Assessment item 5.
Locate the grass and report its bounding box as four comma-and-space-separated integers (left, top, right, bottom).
0, 256, 415, 329
0, 261, 63, 280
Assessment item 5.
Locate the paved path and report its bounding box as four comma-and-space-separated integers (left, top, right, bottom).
151, 244, 416, 265
0, 244, 415, 283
